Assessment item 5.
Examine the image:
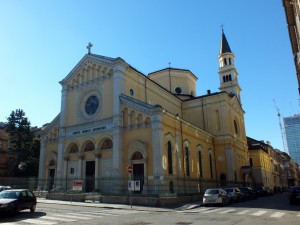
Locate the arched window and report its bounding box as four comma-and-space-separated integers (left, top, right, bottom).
198, 149, 203, 178
185, 147, 190, 176
215, 110, 220, 131
84, 141, 95, 152
209, 153, 213, 179
229, 74, 232, 81
226, 75, 229, 82
167, 141, 173, 175
69, 143, 79, 153
223, 76, 226, 83
132, 151, 143, 160
101, 139, 113, 150
234, 120, 238, 135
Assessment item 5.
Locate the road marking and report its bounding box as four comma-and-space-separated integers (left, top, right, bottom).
79, 211, 119, 216
67, 212, 103, 218
202, 208, 223, 213
0, 223, 17, 225
219, 209, 236, 214
52, 213, 93, 220
236, 209, 251, 215
270, 212, 285, 218
251, 210, 268, 216
39, 215, 77, 222
297, 212, 300, 217
22, 218, 57, 224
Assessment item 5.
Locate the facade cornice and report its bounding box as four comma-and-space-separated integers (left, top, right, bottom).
120, 94, 163, 115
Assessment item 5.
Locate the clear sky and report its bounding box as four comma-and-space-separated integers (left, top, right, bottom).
0, 1, 298, 151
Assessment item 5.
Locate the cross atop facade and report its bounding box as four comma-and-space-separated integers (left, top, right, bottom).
220, 24, 224, 31
86, 42, 93, 54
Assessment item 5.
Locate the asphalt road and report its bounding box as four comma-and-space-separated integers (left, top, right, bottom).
0, 192, 299, 225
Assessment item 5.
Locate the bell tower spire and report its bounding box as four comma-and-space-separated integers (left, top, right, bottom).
218, 29, 241, 103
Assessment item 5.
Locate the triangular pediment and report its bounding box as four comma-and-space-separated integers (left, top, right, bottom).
59, 54, 125, 88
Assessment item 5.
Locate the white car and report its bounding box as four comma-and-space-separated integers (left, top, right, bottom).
203, 188, 230, 206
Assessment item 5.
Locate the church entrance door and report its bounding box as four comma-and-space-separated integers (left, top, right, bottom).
133, 163, 144, 193
85, 161, 95, 192
48, 169, 55, 191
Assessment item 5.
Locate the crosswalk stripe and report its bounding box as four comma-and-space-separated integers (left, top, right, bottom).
67, 212, 103, 218
22, 218, 57, 224
297, 212, 300, 217
202, 208, 223, 213
270, 212, 285, 218
39, 216, 77, 222
251, 210, 268, 216
52, 213, 93, 220
219, 209, 236, 214
236, 209, 251, 215
80, 211, 119, 216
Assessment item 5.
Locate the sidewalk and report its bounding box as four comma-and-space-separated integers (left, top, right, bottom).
37, 197, 202, 212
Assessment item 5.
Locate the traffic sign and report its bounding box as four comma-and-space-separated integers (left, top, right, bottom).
128, 165, 133, 173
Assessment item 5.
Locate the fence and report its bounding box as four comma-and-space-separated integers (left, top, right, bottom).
0, 176, 257, 197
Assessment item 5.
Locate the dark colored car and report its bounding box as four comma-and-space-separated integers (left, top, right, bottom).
223, 187, 244, 202
255, 186, 268, 197
239, 187, 256, 200
289, 186, 300, 205
0, 189, 37, 215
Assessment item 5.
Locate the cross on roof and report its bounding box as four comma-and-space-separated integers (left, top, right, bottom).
220, 24, 224, 31
86, 42, 93, 54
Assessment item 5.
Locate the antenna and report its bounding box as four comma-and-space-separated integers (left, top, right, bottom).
273, 99, 288, 152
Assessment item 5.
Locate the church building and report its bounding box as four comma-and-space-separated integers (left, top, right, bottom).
38, 30, 249, 195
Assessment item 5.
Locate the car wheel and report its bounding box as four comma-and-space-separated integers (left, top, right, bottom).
30, 203, 36, 212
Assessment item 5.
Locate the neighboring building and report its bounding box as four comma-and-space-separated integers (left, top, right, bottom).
283, 114, 300, 165
0, 122, 9, 176
282, 0, 300, 94
247, 137, 273, 188
38, 30, 249, 195
247, 136, 300, 189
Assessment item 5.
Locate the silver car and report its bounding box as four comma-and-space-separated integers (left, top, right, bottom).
203, 188, 230, 206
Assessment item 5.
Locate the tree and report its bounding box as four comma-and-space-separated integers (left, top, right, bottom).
5, 109, 38, 176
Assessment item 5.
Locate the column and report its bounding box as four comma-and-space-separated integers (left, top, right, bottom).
38, 139, 46, 190
151, 113, 164, 188
112, 61, 126, 174
56, 138, 64, 186
78, 154, 84, 179
226, 146, 234, 181
94, 151, 100, 190
63, 156, 69, 189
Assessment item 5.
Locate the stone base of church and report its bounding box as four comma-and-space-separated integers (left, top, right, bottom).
99, 195, 202, 207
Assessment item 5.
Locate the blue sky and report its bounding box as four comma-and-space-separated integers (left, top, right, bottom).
0, 1, 298, 151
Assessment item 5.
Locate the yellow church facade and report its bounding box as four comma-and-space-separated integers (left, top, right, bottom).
38, 31, 249, 195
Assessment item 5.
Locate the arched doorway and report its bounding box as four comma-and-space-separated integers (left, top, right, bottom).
132, 151, 144, 193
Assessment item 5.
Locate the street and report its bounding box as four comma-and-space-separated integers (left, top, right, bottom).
0, 192, 299, 225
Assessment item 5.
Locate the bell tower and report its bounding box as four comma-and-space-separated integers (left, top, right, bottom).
218, 29, 241, 103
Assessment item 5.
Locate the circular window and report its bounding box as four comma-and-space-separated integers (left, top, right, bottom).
130, 88, 134, 96
85, 95, 99, 115
175, 87, 182, 94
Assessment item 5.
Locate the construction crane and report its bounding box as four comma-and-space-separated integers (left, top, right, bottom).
273, 99, 288, 152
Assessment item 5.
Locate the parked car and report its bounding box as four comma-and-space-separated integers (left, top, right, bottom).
0, 189, 37, 215
223, 187, 244, 202
0, 186, 11, 192
239, 187, 256, 200
289, 186, 300, 205
255, 186, 268, 197
203, 188, 230, 206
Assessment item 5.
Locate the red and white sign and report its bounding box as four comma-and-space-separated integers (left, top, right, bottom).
128, 165, 133, 173
73, 180, 83, 191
